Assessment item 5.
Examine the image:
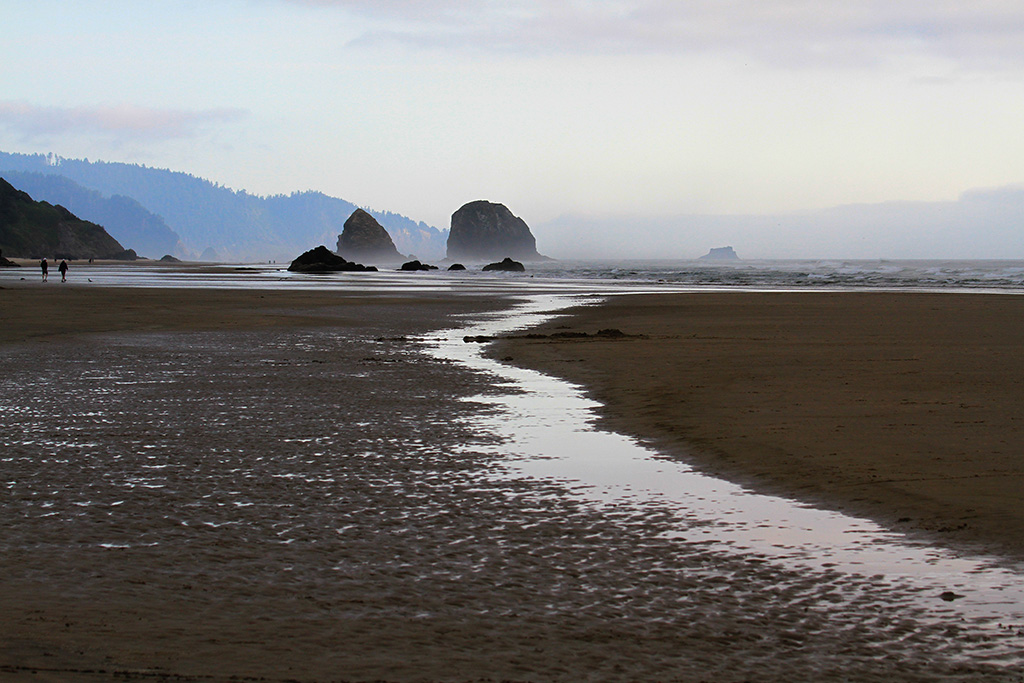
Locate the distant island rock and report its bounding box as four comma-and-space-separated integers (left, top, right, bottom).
287, 245, 377, 273
482, 257, 526, 272
699, 246, 740, 261
336, 209, 405, 264
159, 254, 181, 263
0, 177, 136, 260
447, 263, 466, 271
447, 200, 546, 262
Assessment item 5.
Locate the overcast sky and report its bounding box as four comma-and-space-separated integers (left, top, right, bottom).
2, 0, 1024, 252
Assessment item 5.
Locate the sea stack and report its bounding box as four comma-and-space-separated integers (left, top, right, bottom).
447, 200, 545, 262
336, 209, 405, 264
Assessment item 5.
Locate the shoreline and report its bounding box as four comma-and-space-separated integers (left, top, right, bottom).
0, 279, 507, 345
492, 290, 1024, 564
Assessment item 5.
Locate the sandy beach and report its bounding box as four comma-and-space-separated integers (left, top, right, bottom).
2, 280, 1022, 681
493, 290, 1024, 562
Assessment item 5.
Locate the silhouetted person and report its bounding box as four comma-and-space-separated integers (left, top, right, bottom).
40, 258, 48, 282
58, 260, 68, 282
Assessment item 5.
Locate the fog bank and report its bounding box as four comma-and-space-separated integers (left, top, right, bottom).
537, 186, 1024, 260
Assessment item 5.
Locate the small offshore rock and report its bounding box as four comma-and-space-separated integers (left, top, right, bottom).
400, 260, 438, 271
482, 257, 525, 272
0, 248, 19, 267
288, 245, 376, 273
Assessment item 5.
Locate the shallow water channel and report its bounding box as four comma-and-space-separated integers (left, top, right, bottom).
426, 292, 1024, 671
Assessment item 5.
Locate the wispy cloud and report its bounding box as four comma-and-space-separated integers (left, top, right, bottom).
0, 101, 248, 142
287, 0, 1024, 67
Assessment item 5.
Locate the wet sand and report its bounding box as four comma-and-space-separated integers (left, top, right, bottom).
1, 282, 1022, 681
493, 290, 1024, 562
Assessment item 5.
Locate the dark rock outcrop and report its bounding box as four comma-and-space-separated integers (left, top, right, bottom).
0, 177, 132, 259
288, 245, 377, 273
159, 254, 182, 263
336, 209, 405, 264
0, 248, 19, 267
447, 263, 466, 271
699, 246, 740, 261
482, 257, 525, 272
112, 248, 139, 261
400, 260, 438, 271
447, 201, 545, 262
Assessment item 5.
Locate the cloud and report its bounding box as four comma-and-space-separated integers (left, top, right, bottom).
286, 0, 1024, 67
0, 101, 248, 142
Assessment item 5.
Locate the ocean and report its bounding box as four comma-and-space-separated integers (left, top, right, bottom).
526, 258, 1024, 291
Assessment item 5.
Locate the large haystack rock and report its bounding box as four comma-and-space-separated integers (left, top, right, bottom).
336, 209, 404, 264
447, 200, 545, 262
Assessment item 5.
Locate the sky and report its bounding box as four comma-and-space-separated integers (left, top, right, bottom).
2, 0, 1024, 257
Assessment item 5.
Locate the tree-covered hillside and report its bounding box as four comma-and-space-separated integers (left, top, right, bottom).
0, 170, 183, 259
0, 152, 448, 262
0, 177, 134, 260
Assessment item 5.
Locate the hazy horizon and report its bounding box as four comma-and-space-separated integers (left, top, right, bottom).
2, 2, 1023, 259
3, 149, 1023, 261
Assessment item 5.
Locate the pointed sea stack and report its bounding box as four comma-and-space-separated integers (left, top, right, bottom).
336, 209, 404, 264
447, 200, 546, 262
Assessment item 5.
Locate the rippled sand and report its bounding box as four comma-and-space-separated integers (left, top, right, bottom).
1, 284, 1021, 681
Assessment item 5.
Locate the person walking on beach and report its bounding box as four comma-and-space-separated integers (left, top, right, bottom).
40, 258, 48, 281
58, 259, 68, 282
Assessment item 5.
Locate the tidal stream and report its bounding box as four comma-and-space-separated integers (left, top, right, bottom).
427, 293, 1024, 670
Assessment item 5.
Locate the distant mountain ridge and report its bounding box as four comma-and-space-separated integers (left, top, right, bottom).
0, 152, 448, 262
